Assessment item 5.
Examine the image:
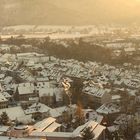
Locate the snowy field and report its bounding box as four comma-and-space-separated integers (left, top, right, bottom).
0, 33, 91, 40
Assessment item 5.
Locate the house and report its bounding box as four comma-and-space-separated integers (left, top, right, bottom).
16, 83, 38, 101
1, 92, 12, 103
84, 109, 104, 124
0, 93, 8, 109
96, 102, 121, 115
52, 105, 77, 123
25, 81, 63, 106
82, 84, 111, 107
39, 87, 63, 106
113, 114, 134, 127
24, 103, 51, 120
24, 103, 77, 122
96, 102, 121, 124
38, 88, 55, 106
0, 106, 32, 124
73, 120, 106, 140
33, 117, 61, 133
30, 120, 106, 140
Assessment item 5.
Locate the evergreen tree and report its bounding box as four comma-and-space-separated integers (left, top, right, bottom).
0, 112, 9, 125
81, 126, 95, 140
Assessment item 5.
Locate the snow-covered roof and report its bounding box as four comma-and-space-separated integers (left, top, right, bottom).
1, 92, 11, 99
50, 104, 77, 118
73, 120, 105, 138
0, 93, 8, 102
24, 103, 51, 115
4, 76, 13, 84
96, 103, 121, 114
107, 125, 119, 133
34, 117, 56, 132
84, 109, 103, 123
43, 122, 61, 132
83, 85, 111, 98
18, 83, 34, 95
114, 114, 133, 125
0, 106, 30, 121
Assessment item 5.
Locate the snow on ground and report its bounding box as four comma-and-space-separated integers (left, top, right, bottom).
0, 106, 32, 124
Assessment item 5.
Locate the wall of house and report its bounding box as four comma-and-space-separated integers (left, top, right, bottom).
0, 101, 8, 109
19, 93, 38, 101
101, 93, 111, 104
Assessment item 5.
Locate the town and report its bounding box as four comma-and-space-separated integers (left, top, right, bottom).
0, 25, 139, 140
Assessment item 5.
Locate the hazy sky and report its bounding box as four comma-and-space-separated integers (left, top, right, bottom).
0, 0, 140, 26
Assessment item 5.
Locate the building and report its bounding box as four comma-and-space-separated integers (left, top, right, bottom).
0, 93, 8, 109
9, 125, 33, 138
82, 85, 111, 107
33, 117, 61, 133
16, 83, 38, 101
0, 106, 32, 124
30, 120, 106, 140
24, 103, 51, 120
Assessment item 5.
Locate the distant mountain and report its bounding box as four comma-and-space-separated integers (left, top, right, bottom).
0, 0, 140, 26
0, 0, 83, 26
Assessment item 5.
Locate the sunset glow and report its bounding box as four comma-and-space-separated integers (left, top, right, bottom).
0, 1, 139, 140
